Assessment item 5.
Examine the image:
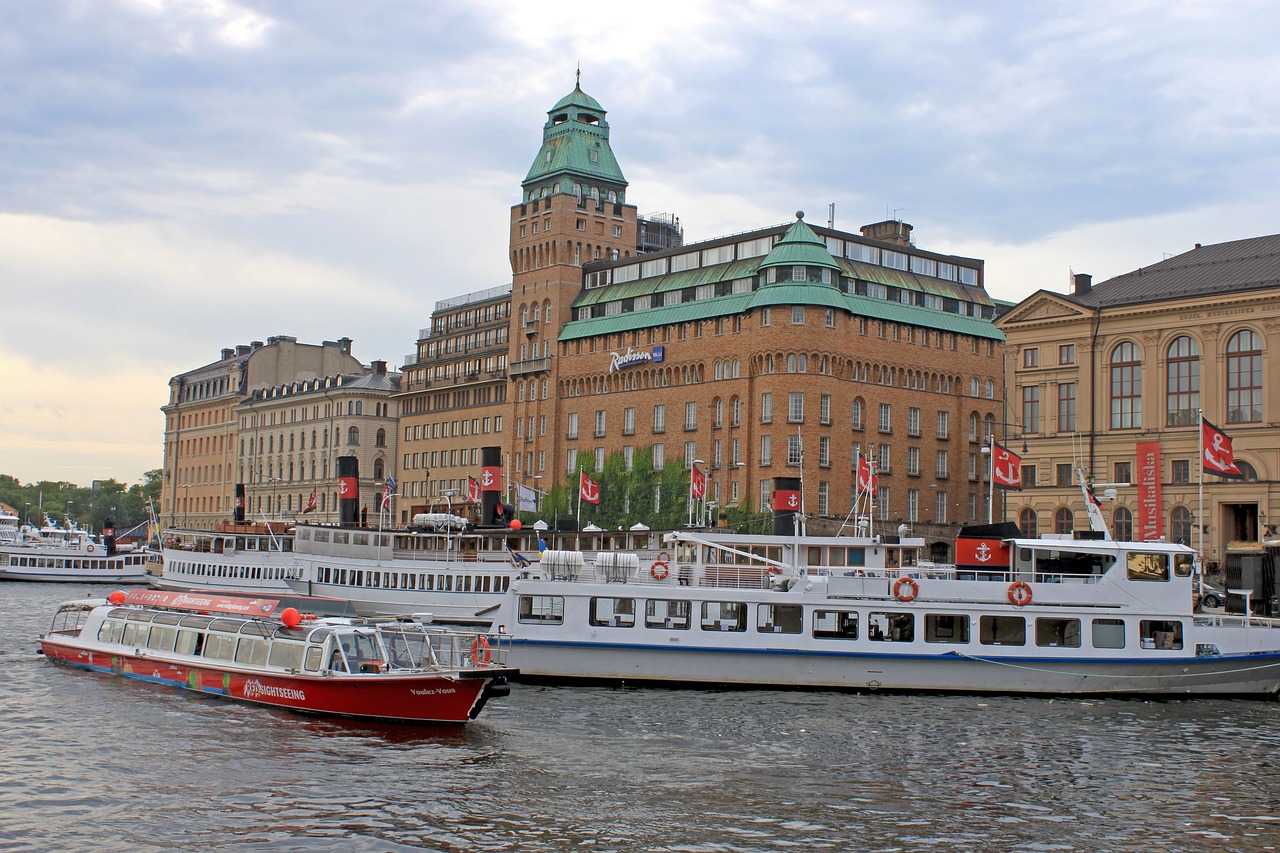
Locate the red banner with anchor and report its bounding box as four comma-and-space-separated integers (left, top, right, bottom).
772, 489, 800, 511
338, 477, 357, 500
955, 537, 1012, 568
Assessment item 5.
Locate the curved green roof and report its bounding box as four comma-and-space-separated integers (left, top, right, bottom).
746, 284, 851, 313
524, 84, 626, 191
551, 84, 604, 114
757, 213, 842, 276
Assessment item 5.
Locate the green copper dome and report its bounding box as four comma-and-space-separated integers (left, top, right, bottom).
523, 80, 627, 197
756, 211, 842, 279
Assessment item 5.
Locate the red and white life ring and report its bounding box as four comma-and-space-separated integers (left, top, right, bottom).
851, 568, 867, 577
894, 577, 919, 603
470, 636, 492, 666
1008, 581, 1033, 607
87, 545, 95, 554
650, 551, 671, 581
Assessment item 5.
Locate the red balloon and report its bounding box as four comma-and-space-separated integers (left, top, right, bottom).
280, 607, 302, 628
509, 519, 522, 531
107, 590, 126, 605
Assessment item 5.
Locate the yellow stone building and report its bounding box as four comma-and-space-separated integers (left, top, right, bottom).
997, 235, 1280, 566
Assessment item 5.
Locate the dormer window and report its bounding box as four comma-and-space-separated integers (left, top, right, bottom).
589, 149, 599, 164
545, 151, 552, 164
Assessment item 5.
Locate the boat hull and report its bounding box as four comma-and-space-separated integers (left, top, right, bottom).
39, 638, 506, 724
0, 567, 149, 584
507, 639, 1280, 697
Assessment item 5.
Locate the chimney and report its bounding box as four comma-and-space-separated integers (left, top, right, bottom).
236, 345, 252, 356
1073, 273, 1092, 295
220, 348, 234, 360
859, 220, 914, 246
338, 337, 353, 356
371, 360, 387, 375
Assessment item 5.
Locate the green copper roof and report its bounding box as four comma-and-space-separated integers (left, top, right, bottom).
757, 213, 842, 276
746, 284, 850, 313
523, 84, 627, 191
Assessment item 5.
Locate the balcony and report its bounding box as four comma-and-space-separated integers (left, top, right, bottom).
510, 357, 551, 377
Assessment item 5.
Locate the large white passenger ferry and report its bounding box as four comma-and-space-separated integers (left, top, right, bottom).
492, 521, 1280, 697
0, 515, 150, 584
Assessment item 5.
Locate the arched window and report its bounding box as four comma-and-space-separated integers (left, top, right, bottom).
1166, 335, 1199, 427
354, 401, 362, 415
1018, 507, 1038, 538
1235, 460, 1259, 482
1226, 330, 1263, 423
969, 412, 979, 441
851, 398, 864, 430
1112, 506, 1133, 541
1054, 507, 1074, 534
1110, 341, 1142, 429
731, 397, 741, 427
347, 426, 359, 445
984, 379, 995, 399
1171, 506, 1194, 545
375, 428, 386, 447
373, 458, 384, 481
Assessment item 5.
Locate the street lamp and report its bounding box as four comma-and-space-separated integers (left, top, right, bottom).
267, 477, 282, 521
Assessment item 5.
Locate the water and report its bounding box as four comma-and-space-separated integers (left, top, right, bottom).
3, 582, 1280, 852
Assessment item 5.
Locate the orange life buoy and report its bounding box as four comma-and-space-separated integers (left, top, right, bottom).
894, 577, 919, 603
767, 565, 784, 576
1008, 581, 1033, 607
852, 568, 867, 577
470, 636, 492, 666
650, 560, 669, 581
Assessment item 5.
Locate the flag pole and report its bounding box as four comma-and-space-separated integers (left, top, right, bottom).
987, 434, 995, 524
1197, 409, 1204, 566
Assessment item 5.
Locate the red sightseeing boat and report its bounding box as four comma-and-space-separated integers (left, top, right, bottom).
38, 589, 516, 724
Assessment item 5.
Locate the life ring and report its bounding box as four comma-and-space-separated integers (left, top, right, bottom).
766, 565, 784, 576
470, 636, 492, 666
87, 545, 95, 553
852, 568, 867, 578
894, 577, 919, 603
1008, 581, 1033, 607
650, 560, 669, 581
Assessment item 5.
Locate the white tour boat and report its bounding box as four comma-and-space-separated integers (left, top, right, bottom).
0, 517, 150, 584
491, 520, 1280, 698
39, 589, 516, 724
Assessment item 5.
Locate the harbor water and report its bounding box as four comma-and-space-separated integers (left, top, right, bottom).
3, 582, 1279, 852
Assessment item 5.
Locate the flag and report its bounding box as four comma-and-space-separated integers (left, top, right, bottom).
536, 533, 547, 555
516, 482, 538, 512
506, 543, 531, 568
382, 476, 396, 509
580, 471, 600, 505
991, 441, 1023, 490
690, 465, 706, 500
466, 475, 482, 503
856, 456, 878, 494
1202, 417, 1243, 479
302, 489, 317, 513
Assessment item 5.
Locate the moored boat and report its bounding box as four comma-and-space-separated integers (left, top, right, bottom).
38, 589, 516, 724
1, 517, 150, 583
491, 512, 1280, 697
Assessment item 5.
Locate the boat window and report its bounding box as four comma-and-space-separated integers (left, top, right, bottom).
203, 633, 238, 661
1127, 553, 1169, 581
644, 599, 691, 629
885, 550, 900, 569
98, 619, 125, 644
807, 546, 822, 566
589, 597, 636, 627
314, 530, 330, 543
298, 528, 310, 540
979, 615, 1026, 646
304, 645, 324, 672
268, 640, 305, 670
1035, 617, 1081, 648
125, 611, 157, 622
334, 532, 350, 545
380, 629, 437, 669
151, 612, 183, 626
757, 603, 803, 633
307, 627, 333, 643
813, 609, 858, 639
1173, 553, 1194, 577
901, 549, 918, 568
1092, 618, 1126, 649
175, 629, 203, 656
179, 615, 213, 630
1032, 548, 1114, 578
868, 611, 914, 642
518, 595, 564, 624
1140, 620, 1183, 650
337, 632, 383, 670
353, 533, 369, 546
700, 601, 747, 632
235, 637, 268, 666
925, 613, 969, 644
147, 625, 177, 652
209, 618, 245, 633
122, 621, 149, 646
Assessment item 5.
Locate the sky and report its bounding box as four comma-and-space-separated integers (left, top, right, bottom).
2, 0, 1278, 488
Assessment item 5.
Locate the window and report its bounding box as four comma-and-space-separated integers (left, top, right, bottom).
1059, 344, 1076, 365
1171, 459, 1190, 485
594, 410, 606, 437
788, 393, 804, 423
623, 407, 635, 435
1018, 508, 1038, 538
1056, 463, 1072, 487
907, 447, 920, 476
518, 595, 564, 624
1170, 506, 1194, 545
1092, 618, 1126, 649
567, 412, 579, 440
820, 395, 831, 425
868, 612, 914, 642
700, 602, 747, 632
684, 401, 697, 430
347, 426, 359, 445
852, 399, 864, 430
1035, 618, 1081, 648
1115, 462, 1131, 483
819, 436, 830, 467
907, 407, 920, 436
936, 410, 949, 439
1021, 464, 1036, 487
1023, 386, 1040, 433
878, 403, 891, 433
1166, 336, 1200, 427
1113, 507, 1133, 541
925, 614, 969, 644
1110, 342, 1142, 429
653, 404, 665, 433
935, 450, 949, 479
757, 604, 803, 634
1057, 383, 1076, 432
1226, 330, 1263, 423
760, 435, 772, 465
1023, 348, 1039, 368
787, 434, 803, 465
761, 393, 772, 424
1054, 507, 1074, 534
980, 615, 1025, 646
588, 597, 636, 628
1140, 620, 1183, 650
684, 442, 696, 469
645, 599, 690, 629
812, 610, 858, 639
791, 306, 805, 324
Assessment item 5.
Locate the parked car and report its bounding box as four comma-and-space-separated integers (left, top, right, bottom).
1199, 584, 1225, 609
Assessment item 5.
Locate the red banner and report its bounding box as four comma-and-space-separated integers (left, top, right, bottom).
580, 472, 601, 505
955, 537, 1012, 568
1136, 441, 1163, 540
124, 589, 278, 617
481, 466, 501, 491
337, 476, 357, 500
691, 466, 706, 499
772, 489, 800, 511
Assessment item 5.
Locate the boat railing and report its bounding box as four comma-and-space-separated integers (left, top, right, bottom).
1193, 613, 1280, 629
416, 629, 511, 670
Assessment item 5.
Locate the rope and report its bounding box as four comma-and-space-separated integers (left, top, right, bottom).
949, 650, 1280, 681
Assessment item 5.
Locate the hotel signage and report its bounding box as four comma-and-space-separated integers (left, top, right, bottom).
608, 345, 664, 373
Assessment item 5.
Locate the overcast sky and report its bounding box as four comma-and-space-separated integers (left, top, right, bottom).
2, 0, 1277, 488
